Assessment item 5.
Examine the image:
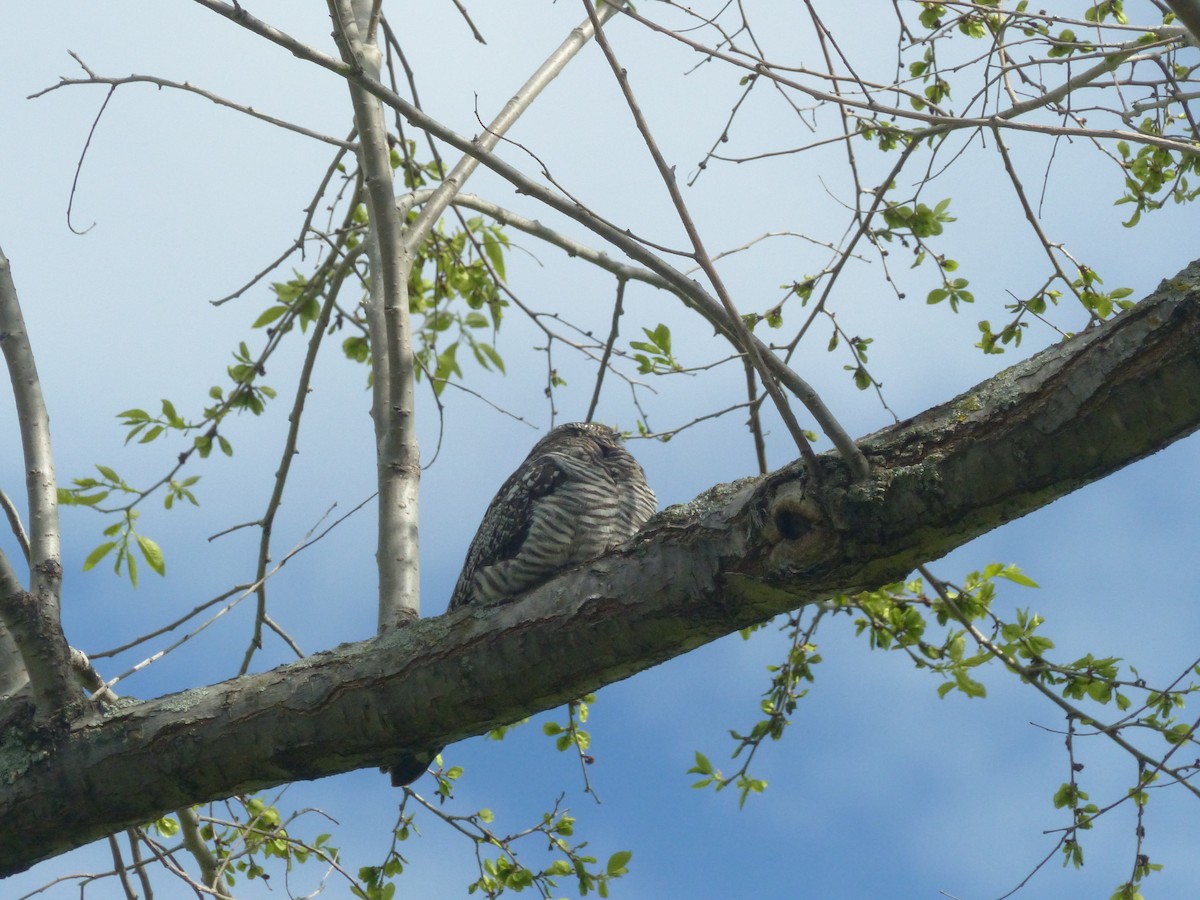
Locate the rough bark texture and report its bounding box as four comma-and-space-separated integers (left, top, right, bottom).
1, 262, 1198, 875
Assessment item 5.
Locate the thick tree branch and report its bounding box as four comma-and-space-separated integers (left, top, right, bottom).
1163, 0, 1200, 44
330, 0, 421, 626
3, 261, 1199, 875
0, 245, 72, 721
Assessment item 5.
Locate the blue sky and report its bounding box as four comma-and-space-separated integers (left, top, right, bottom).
2, 2, 1200, 897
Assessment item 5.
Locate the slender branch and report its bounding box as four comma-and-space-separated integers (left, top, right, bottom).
743, 358, 768, 476
177, 805, 230, 898
585, 279, 626, 424
408, 191, 672, 288
616, 3, 1194, 154
98, 502, 360, 697
920, 566, 1200, 800
583, 0, 822, 473
68, 649, 117, 704
0, 244, 73, 720
106, 834, 137, 900
241, 237, 353, 671
87, 585, 247, 659
29, 61, 356, 149
403, 0, 627, 256
0, 488, 30, 562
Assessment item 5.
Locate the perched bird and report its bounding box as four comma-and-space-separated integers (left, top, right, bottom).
385, 422, 656, 786
449, 421, 657, 610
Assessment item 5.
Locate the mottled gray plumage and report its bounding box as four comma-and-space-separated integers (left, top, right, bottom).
385, 423, 655, 787
448, 421, 657, 610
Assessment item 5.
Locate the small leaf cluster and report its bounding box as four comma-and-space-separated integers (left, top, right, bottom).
434, 795, 630, 899
1072, 266, 1134, 321
874, 199, 972, 313
221, 340, 279, 419
58, 472, 168, 587
926, 275, 974, 312
193, 796, 341, 891
687, 751, 767, 809
855, 118, 913, 152
409, 217, 510, 397
117, 400, 235, 459
1046, 28, 1097, 58
250, 272, 324, 335
340, 215, 512, 397
629, 323, 680, 374
691, 614, 822, 807
833, 333, 874, 391
542, 694, 595, 755
844, 564, 1042, 701
1085, 0, 1128, 25
880, 198, 955, 241
975, 317, 1026, 354
390, 137, 447, 191
354, 814, 416, 900
1116, 137, 1200, 228
472, 833, 630, 899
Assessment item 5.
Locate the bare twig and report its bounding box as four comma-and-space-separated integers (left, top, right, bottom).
0, 488, 30, 562
743, 358, 768, 475
30, 59, 356, 149
585, 279, 626, 424
106, 834, 137, 900
64, 82, 114, 235
240, 245, 349, 672
582, 0, 822, 472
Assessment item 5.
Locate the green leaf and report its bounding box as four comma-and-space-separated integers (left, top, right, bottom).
161, 399, 182, 427
137, 534, 166, 577
606, 850, 632, 877
1000, 567, 1039, 588
82, 542, 117, 572
478, 342, 506, 374
126, 550, 139, 588
688, 751, 713, 775
251, 305, 289, 329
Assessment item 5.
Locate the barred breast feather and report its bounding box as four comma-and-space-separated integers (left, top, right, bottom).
386, 422, 655, 786
448, 422, 656, 610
